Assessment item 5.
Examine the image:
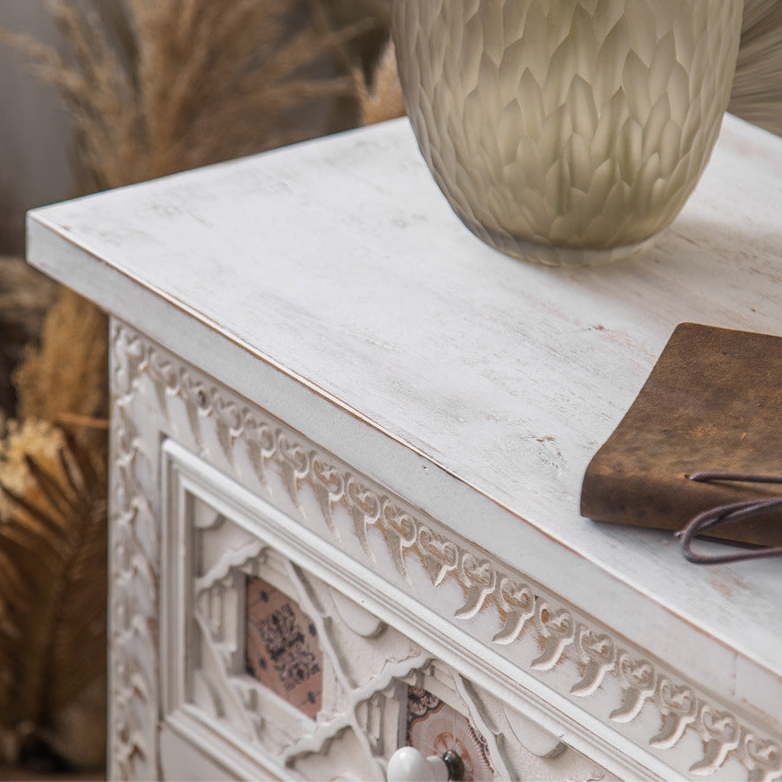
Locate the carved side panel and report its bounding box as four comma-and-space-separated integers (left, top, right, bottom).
109, 321, 782, 782
109, 326, 161, 781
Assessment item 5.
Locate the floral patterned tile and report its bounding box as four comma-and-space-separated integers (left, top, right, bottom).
245, 576, 323, 719
407, 687, 495, 781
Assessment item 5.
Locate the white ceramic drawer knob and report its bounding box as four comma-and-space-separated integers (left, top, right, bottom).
387, 747, 465, 782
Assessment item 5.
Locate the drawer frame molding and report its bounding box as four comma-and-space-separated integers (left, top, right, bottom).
108, 320, 781, 781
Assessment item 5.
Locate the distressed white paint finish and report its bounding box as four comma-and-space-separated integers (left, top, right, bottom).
26, 115, 782, 778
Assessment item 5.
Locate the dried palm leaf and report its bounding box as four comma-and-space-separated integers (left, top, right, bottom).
729, 0, 782, 137
0, 422, 107, 769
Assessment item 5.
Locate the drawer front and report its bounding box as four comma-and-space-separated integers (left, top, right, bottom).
162, 439, 418, 780
109, 320, 781, 782
157, 439, 611, 781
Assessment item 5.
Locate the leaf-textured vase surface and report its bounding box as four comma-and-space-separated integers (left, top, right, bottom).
392, 0, 743, 266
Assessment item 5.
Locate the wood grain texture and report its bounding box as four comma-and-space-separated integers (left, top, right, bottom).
27, 115, 782, 742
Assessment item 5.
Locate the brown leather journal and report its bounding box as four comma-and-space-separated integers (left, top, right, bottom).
581, 323, 782, 550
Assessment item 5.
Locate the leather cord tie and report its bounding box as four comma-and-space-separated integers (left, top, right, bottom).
677, 472, 782, 565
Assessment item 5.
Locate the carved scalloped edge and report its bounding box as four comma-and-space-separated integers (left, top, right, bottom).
111, 322, 782, 782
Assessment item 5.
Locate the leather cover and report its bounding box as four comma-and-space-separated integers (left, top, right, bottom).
581, 322, 782, 547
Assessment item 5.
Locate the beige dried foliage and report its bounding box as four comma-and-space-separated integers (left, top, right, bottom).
729, 0, 782, 137
355, 40, 406, 126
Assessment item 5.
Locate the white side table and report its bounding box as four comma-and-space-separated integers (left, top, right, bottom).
28, 114, 782, 781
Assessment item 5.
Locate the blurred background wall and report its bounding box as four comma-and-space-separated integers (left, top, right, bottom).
0, 1, 74, 255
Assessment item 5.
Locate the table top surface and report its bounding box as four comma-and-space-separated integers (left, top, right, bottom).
28, 114, 782, 713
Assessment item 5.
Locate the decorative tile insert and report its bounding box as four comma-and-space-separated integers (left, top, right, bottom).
246, 575, 323, 719
407, 687, 495, 781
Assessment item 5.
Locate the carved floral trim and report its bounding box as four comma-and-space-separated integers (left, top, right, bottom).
111, 322, 782, 782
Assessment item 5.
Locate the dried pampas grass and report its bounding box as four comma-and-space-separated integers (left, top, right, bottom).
14, 289, 108, 447
729, 0, 782, 137
1, 0, 371, 192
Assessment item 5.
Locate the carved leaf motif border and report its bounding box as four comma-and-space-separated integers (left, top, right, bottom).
110, 321, 782, 782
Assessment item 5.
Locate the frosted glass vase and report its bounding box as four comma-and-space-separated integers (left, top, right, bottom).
392, 0, 744, 266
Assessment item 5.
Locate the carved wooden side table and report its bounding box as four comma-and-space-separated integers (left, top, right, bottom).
27, 114, 782, 781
